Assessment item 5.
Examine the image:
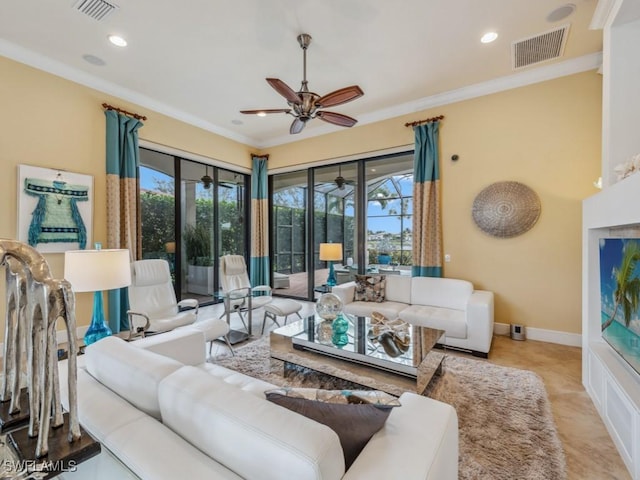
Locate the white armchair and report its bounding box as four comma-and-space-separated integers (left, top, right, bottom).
127, 259, 232, 356
127, 259, 200, 336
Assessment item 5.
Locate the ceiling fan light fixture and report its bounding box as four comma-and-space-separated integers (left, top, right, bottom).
240, 33, 363, 134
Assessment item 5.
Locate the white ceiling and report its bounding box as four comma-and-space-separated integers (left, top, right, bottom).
0, 0, 602, 149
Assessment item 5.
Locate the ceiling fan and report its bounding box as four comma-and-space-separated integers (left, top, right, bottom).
240, 33, 364, 135
184, 166, 232, 189
200, 169, 213, 189
334, 165, 355, 190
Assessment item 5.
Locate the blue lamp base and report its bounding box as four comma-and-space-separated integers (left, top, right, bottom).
326, 261, 337, 287
84, 291, 113, 346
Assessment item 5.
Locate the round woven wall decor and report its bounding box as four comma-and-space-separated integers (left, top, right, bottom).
472, 181, 541, 238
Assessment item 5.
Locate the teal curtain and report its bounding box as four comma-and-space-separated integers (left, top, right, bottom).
105, 110, 143, 332
412, 121, 442, 277
250, 155, 270, 287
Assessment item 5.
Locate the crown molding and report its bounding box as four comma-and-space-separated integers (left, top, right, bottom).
0, 39, 256, 147
590, 0, 620, 29
260, 52, 603, 149
2, 37, 602, 151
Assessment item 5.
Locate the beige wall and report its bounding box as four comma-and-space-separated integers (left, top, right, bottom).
265, 72, 602, 334
0, 54, 601, 337
0, 56, 254, 330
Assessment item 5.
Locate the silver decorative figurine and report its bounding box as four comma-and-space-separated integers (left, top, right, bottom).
0, 239, 80, 459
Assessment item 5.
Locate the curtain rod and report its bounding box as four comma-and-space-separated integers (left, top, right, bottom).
102, 103, 147, 121
404, 115, 444, 127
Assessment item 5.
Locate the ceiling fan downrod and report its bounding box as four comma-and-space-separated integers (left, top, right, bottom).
297, 33, 312, 93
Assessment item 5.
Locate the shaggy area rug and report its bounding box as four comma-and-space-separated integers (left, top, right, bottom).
214, 337, 566, 480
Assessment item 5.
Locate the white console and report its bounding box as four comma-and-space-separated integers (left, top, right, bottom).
584, 1, 640, 478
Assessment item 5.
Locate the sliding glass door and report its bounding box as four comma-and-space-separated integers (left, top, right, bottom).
139, 150, 176, 274
269, 151, 413, 301
180, 160, 214, 302
217, 168, 246, 257
314, 163, 357, 288
139, 148, 249, 304
272, 171, 308, 297
365, 154, 414, 273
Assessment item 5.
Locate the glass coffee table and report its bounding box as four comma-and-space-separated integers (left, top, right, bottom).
270, 313, 445, 396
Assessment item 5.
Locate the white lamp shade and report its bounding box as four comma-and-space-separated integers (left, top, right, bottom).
64, 249, 131, 292
319, 243, 342, 261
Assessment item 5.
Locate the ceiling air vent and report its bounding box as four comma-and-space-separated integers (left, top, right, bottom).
73, 0, 118, 21
512, 24, 570, 70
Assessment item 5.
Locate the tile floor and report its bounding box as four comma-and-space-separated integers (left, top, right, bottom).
201, 300, 631, 480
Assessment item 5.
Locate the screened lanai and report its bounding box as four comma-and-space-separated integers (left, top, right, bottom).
271, 153, 414, 300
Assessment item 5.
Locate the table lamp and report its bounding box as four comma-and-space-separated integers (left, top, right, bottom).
64, 245, 131, 346
319, 243, 342, 287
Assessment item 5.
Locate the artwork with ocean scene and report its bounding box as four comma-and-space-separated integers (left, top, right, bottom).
600, 238, 640, 374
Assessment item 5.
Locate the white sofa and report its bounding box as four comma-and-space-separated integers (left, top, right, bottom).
332, 275, 494, 357
58, 329, 458, 480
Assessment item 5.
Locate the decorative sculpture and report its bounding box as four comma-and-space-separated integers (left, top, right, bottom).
472, 181, 541, 238
0, 239, 80, 458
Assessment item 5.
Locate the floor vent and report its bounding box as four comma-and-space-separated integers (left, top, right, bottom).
73, 0, 118, 21
512, 25, 570, 70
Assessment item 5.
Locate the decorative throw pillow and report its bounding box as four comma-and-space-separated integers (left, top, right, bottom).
265, 387, 400, 468
354, 274, 386, 302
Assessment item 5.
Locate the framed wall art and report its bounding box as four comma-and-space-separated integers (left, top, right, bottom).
17, 164, 94, 253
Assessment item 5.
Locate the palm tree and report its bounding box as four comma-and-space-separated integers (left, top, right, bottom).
602, 240, 640, 331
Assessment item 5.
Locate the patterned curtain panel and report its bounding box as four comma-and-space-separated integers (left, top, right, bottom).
250, 154, 270, 287
105, 110, 143, 332
412, 121, 442, 277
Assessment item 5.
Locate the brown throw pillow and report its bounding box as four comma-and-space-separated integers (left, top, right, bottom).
265, 388, 400, 468
354, 274, 386, 302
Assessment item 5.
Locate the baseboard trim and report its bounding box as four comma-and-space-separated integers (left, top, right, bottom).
494, 322, 581, 347
494, 323, 511, 336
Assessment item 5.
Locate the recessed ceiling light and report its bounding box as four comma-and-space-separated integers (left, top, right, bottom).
256, 112, 267, 117
231, 119, 244, 125
547, 3, 576, 22
82, 54, 106, 66
108, 35, 127, 47
481, 32, 498, 44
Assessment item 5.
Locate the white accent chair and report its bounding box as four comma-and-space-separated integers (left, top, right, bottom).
127, 259, 231, 355
219, 255, 272, 332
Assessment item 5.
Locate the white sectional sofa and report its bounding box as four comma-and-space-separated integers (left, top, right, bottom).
58, 329, 458, 480
332, 275, 494, 357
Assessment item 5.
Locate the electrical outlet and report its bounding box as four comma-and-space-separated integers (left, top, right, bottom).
444, 254, 451, 263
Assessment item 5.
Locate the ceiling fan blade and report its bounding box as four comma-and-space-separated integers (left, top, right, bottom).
316, 85, 364, 108
290, 118, 306, 134
266, 78, 302, 104
316, 111, 358, 128
240, 108, 291, 115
